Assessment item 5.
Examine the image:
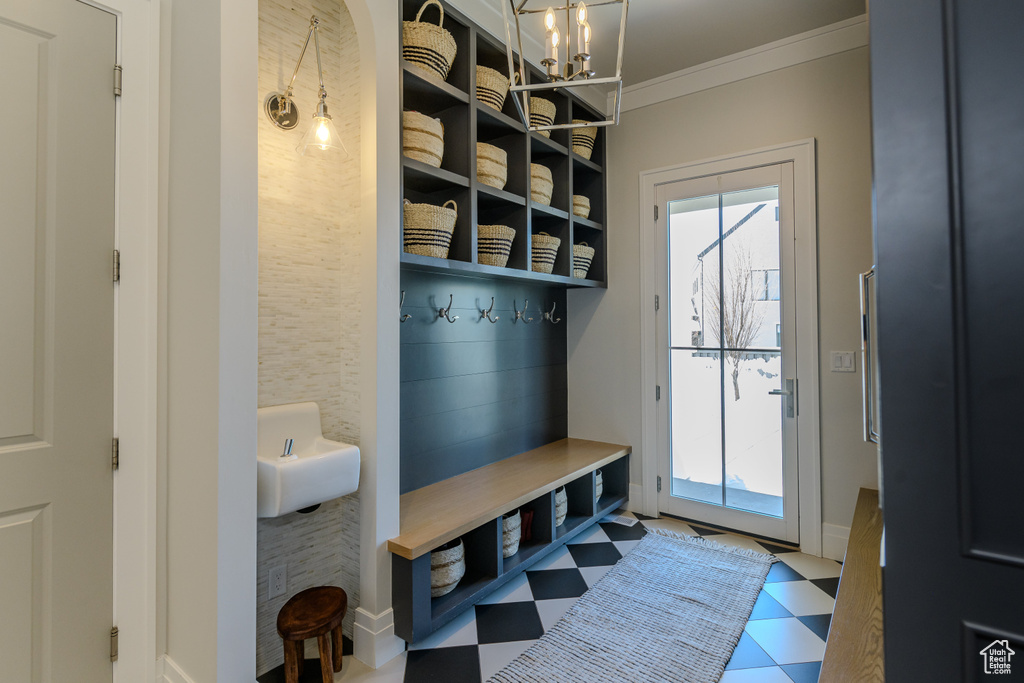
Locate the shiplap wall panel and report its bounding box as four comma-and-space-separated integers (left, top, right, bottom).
400, 270, 567, 493
256, 0, 361, 674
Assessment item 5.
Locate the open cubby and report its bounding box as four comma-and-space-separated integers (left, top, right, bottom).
390, 439, 630, 642
399, 0, 607, 286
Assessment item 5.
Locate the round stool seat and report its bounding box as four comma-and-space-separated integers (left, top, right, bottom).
277, 586, 348, 640
276, 586, 348, 683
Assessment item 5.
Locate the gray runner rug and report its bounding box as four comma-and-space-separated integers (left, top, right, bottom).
487, 528, 776, 683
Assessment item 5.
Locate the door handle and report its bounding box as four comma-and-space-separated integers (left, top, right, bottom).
769, 379, 796, 418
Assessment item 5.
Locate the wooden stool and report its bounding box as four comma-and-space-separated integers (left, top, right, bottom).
277, 586, 348, 683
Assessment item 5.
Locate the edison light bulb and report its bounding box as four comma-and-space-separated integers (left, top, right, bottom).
576, 1, 587, 25
551, 25, 560, 48
545, 6, 555, 31
315, 118, 331, 145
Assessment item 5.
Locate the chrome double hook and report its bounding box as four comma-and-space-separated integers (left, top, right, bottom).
543, 302, 561, 324
400, 291, 411, 323
438, 294, 459, 323
481, 297, 499, 324
514, 299, 534, 324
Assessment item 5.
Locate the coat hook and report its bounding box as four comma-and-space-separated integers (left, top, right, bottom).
400, 290, 411, 323
543, 302, 561, 324
438, 294, 459, 323
514, 298, 534, 324
481, 297, 500, 323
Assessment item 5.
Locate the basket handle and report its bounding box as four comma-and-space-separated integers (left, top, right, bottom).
577, 242, 589, 247
416, 0, 444, 25
538, 231, 550, 236
443, 199, 457, 214
403, 199, 412, 205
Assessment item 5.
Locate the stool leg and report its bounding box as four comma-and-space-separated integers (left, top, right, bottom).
317, 633, 333, 683
283, 640, 300, 683
297, 641, 305, 677
331, 626, 343, 672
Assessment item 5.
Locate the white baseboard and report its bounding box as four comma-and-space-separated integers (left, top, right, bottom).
626, 483, 645, 514
822, 523, 851, 562
352, 607, 405, 669
158, 655, 196, 683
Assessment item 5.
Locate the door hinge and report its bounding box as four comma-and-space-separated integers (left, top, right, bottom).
113, 249, 120, 283
114, 65, 122, 97
110, 626, 119, 662
111, 437, 119, 471
657, 475, 662, 493
654, 205, 659, 221
654, 294, 660, 312
656, 385, 661, 401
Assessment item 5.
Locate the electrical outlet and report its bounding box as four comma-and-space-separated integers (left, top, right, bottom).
269, 565, 287, 599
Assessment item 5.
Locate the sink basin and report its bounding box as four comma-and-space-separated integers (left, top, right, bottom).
257, 402, 360, 518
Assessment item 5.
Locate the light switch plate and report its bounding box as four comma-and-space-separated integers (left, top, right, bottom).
830, 351, 857, 372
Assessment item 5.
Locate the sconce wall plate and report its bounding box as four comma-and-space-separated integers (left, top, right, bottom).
265, 92, 300, 130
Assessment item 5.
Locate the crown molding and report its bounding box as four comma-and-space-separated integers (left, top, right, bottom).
614, 14, 868, 114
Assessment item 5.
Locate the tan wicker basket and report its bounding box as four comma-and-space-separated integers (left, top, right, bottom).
572, 194, 591, 219
532, 232, 561, 274
402, 111, 444, 167
478, 224, 516, 267
573, 242, 596, 279
530, 163, 553, 205
477, 142, 508, 190
529, 97, 557, 137
403, 0, 458, 83
572, 119, 598, 160
476, 65, 511, 112
403, 199, 457, 259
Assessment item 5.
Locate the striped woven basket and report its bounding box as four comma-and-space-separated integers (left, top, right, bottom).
573, 242, 596, 279
572, 119, 598, 160
403, 0, 457, 83
529, 97, 557, 137
532, 232, 561, 274
477, 142, 508, 190
403, 199, 457, 259
530, 163, 553, 205
572, 194, 591, 219
478, 224, 516, 267
430, 539, 465, 598
476, 65, 511, 112
402, 111, 444, 167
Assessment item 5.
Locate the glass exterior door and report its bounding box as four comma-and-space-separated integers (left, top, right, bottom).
656, 164, 799, 542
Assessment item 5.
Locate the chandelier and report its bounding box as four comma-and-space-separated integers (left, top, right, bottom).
501, 0, 629, 132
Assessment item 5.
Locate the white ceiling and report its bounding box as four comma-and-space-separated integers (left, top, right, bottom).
537, 0, 866, 86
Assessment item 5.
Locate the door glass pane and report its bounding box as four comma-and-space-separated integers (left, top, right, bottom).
668, 184, 785, 519
670, 349, 722, 505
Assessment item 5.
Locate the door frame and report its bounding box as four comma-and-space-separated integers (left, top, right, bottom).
78, 0, 162, 680
638, 139, 822, 555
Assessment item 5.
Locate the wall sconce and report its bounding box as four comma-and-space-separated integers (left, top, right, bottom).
264, 16, 348, 156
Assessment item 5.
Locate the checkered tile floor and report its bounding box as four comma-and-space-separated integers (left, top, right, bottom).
331, 511, 842, 683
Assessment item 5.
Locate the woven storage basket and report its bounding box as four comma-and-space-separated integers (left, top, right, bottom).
403, 0, 458, 83
532, 232, 561, 274
476, 65, 511, 112
572, 194, 591, 219
502, 510, 521, 558
478, 224, 516, 267
572, 119, 598, 160
477, 142, 508, 190
403, 199, 457, 259
529, 97, 557, 137
573, 242, 596, 279
430, 539, 465, 598
554, 486, 568, 527
402, 111, 444, 168
530, 163, 553, 205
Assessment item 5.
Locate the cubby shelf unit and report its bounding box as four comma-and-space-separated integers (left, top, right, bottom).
389, 439, 630, 643
400, 0, 609, 288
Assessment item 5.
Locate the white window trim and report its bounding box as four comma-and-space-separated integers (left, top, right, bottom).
638, 139, 822, 556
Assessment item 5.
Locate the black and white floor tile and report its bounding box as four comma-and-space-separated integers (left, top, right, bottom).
330, 511, 842, 683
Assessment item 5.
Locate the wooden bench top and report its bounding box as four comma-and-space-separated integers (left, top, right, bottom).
819, 487, 885, 682
387, 438, 631, 560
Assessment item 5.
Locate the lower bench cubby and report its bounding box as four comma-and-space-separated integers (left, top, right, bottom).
389, 438, 631, 643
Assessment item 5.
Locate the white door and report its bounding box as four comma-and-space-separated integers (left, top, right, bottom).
0, 0, 117, 680
656, 164, 800, 543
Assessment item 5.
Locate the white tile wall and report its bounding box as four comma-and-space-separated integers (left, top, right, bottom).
257, 0, 362, 674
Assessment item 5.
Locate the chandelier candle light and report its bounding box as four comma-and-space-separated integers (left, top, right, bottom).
502, 0, 629, 132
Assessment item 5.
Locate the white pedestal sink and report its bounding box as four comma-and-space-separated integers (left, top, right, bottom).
257, 402, 360, 518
